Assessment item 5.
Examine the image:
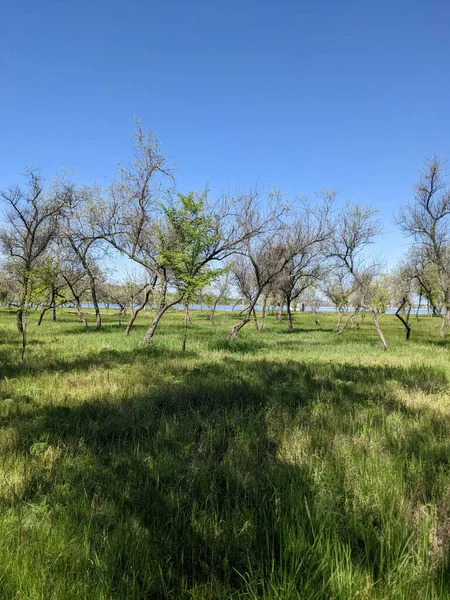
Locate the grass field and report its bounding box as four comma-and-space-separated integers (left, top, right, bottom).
1, 307, 450, 599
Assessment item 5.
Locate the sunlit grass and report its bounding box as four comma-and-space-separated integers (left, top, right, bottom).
0, 306, 449, 598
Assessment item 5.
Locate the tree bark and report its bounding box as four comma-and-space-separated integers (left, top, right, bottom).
17, 309, 24, 334
252, 308, 259, 332
416, 290, 422, 321
75, 302, 88, 327
38, 307, 48, 326
394, 301, 411, 340
182, 305, 189, 352
335, 307, 360, 335
276, 304, 283, 322
21, 320, 27, 362
370, 308, 388, 350
287, 300, 293, 330
125, 288, 152, 335
259, 296, 268, 333
229, 295, 259, 340
89, 276, 101, 330
143, 296, 182, 347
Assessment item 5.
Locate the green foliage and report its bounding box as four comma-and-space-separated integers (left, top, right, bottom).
158, 191, 224, 301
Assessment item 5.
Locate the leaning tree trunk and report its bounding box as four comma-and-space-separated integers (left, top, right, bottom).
125, 288, 152, 335
369, 308, 388, 350
38, 306, 49, 326
252, 308, 260, 332
208, 300, 219, 323
74, 302, 88, 327
335, 307, 360, 335
229, 295, 260, 340
259, 296, 268, 333
394, 300, 411, 340
143, 297, 182, 348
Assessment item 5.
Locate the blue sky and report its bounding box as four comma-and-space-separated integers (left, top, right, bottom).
1, 0, 449, 275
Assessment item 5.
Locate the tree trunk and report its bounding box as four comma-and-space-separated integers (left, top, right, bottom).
75, 302, 88, 327
21, 319, 27, 362
229, 295, 259, 340
208, 300, 219, 323
37, 307, 48, 326
182, 305, 189, 352
370, 308, 388, 350
287, 301, 293, 330
277, 304, 283, 322
335, 307, 360, 335
416, 291, 422, 321
395, 301, 411, 340
259, 296, 268, 333
89, 278, 101, 330
143, 297, 182, 347
335, 307, 343, 332
125, 288, 152, 335
17, 309, 24, 334
252, 308, 260, 332
52, 304, 57, 321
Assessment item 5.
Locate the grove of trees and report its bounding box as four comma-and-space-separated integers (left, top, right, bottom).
1, 123, 449, 355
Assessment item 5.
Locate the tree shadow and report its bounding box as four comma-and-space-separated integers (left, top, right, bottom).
2, 357, 450, 597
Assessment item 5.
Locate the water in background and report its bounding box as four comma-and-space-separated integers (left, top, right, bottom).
81, 303, 430, 315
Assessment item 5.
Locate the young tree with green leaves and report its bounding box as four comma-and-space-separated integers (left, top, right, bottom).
158, 190, 226, 351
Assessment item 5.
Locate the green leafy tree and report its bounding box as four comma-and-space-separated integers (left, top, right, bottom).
159, 190, 225, 350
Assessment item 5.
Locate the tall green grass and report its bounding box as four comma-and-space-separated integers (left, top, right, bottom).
0, 307, 449, 598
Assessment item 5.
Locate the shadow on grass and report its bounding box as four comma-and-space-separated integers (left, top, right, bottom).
1, 356, 450, 598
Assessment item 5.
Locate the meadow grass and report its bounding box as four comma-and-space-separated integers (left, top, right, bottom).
0, 306, 450, 599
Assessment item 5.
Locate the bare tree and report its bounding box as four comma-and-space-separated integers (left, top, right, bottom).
329, 201, 387, 349
390, 262, 415, 340
58, 247, 92, 327
0, 170, 69, 336
276, 256, 324, 329
322, 268, 353, 331
203, 270, 232, 323
59, 184, 107, 330
229, 193, 331, 340
397, 157, 450, 336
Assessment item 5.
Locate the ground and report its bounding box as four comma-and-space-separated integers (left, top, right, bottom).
0, 307, 449, 599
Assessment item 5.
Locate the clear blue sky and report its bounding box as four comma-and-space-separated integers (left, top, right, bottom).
1, 0, 449, 273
